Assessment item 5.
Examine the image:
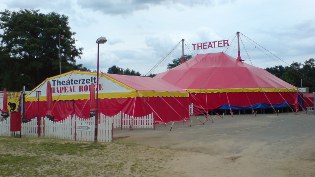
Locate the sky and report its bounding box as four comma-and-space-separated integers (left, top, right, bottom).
1, 0, 315, 75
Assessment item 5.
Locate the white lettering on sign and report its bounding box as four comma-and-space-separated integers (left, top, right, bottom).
192, 40, 229, 50
51, 84, 103, 94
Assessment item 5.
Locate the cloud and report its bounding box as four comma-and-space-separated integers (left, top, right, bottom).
108, 38, 124, 45
253, 20, 315, 59
144, 35, 184, 72
77, 0, 233, 15
100, 49, 160, 75
77, 0, 162, 15
145, 35, 177, 57
227, 21, 315, 69
4, 0, 72, 11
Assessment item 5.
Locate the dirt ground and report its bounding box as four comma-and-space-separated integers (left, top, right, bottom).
114, 112, 315, 177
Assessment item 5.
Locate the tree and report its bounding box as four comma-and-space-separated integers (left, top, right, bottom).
123, 68, 140, 76
265, 65, 285, 79
147, 73, 156, 77
0, 50, 21, 90
301, 58, 315, 90
107, 65, 123, 74
282, 62, 302, 87
265, 60, 315, 92
0, 9, 84, 90
167, 55, 192, 69
107, 65, 141, 76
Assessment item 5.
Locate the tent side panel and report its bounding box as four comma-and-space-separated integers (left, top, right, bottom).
190, 92, 299, 113
145, 97, 189, 124
25, 96, 190, 123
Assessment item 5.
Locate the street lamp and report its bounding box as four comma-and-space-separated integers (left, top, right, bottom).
36, 91, 41, 137
95, 36, 107, 142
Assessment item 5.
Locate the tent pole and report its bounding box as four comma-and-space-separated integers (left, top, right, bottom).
181, 39, 185, 64
236, 32, 242, 62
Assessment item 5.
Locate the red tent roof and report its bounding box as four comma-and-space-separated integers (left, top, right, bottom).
107, 73, 185, 92
155, 52, 296, 91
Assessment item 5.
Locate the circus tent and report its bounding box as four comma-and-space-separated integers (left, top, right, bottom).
155, 52, 299, 114
25, 70, 189, 123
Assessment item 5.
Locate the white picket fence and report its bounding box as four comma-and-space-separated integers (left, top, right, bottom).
0, 112, 154, 142
110, 112, 154, 129
43, 116, 75, 140
22, 118, 38, 137
42, 115, 113, 142
0, 118, 10, 136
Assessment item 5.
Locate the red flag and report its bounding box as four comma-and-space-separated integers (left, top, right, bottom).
2, 88, 8, 112
90, 84, 96, 115
46, 81, 53, 119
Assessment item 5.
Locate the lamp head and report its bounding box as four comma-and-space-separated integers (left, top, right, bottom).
96, 37, 107, 44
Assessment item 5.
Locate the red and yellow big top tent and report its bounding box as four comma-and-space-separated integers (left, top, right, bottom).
25, 70, 189, 123
155, 52, 299, 114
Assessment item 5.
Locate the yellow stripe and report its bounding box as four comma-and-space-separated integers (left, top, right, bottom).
25, 91, 188, 101
137, 91, 189, 97
26, 92, 138, 101
186, 88, 298, 93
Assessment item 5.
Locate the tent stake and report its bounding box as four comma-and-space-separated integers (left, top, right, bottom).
170, 122, 174, 131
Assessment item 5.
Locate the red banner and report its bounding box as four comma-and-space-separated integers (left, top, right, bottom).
10, 112, 21, 131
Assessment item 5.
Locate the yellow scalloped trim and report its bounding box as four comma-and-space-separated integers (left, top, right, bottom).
186, 88, 298, 93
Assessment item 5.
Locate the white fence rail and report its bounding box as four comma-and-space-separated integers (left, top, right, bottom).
0, 111, 154, 142
111, 112, 154, 129
43, 116, 75, 140
42, 115, 113, 142
22, 118, 38, 137
0, 118, 10, 136
98, 115, 113, 143
75, 116, 95, 142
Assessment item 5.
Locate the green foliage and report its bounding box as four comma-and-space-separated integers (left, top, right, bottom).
0, 9, 87, 91
167, 55, 192, 69
147, 73, 157, 77
266, 58, 315, 92
0, 50, 22, 90
107, 65, 141, 76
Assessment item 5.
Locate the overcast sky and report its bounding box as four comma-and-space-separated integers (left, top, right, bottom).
1, 0, 315, 75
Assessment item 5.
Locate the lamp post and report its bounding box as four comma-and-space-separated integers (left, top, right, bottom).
59, 35, 61, 74
36, 91, 41, 137
95, 36, 107, 142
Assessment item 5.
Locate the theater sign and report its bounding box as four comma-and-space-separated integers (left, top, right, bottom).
26, 71, 133, 101
192, 40, 229, 50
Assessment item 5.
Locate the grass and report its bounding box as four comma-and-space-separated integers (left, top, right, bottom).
0, 137, 175, 177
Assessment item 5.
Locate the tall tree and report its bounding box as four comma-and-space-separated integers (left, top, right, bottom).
0, 9, 85, 90
282, 62, 302, 87
0, 50, 21, 90
265, 65, 285, 79
167, 55, 192, 69
301, 58, 315, 90
266, 60, 315, 92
